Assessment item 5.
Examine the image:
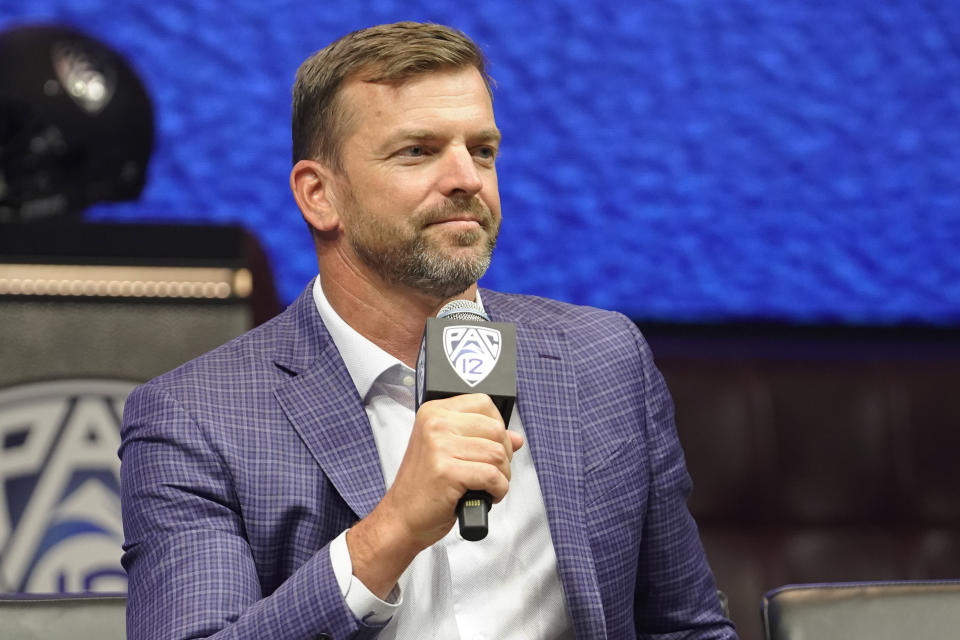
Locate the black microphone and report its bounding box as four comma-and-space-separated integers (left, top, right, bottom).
415, 299, 517, 541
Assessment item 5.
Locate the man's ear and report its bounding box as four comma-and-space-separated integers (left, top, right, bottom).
290, 159, 342, 233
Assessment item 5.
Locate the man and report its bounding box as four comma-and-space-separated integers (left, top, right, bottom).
120, 22, 737, 640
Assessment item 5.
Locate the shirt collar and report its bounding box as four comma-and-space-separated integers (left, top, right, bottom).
313, 277, 401, 401
311, 277, 485, 400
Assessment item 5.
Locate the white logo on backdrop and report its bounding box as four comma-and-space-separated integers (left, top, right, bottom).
0, 379, 136, 593
442, 326, 502, 387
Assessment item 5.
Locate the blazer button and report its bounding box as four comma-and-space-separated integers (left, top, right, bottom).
316, 635, 332, 640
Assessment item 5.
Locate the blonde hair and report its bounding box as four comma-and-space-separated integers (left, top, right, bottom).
292, 21, 492, 168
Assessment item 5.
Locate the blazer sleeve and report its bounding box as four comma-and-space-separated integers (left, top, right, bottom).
119, 382, 382, 640
625, 319, 738, 639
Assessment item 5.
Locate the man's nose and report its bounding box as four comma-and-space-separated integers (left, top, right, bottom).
438, 146, 483, 197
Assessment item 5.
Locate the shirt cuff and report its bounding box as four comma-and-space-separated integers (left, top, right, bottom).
329, 530, 402, 625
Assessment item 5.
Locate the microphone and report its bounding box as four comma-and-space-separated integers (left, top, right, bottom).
415, 299, 517, 541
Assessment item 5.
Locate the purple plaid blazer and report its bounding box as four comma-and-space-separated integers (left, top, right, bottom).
120, 282, 736, 639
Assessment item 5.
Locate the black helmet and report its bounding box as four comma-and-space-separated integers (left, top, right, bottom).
0, 24, 154, 222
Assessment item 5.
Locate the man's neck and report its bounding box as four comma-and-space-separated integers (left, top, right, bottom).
318, 261, 477, 368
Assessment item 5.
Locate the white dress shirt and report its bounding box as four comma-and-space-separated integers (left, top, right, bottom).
313, 278, 572, 639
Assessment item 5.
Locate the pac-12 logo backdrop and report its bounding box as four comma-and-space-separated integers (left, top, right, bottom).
443, 325, 502, 387
0, 379, 135, 593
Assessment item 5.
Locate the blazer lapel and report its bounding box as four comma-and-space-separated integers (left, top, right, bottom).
271, 283, 386, 519
488, 299, 608, 638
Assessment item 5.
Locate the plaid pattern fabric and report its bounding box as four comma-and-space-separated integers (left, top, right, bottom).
120, 281, 737, 639
485, 290, 736, 640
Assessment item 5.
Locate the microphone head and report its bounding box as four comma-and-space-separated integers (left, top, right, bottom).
436, 299, 490, 322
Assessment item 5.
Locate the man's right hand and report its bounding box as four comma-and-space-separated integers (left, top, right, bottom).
345, 393, 524, 599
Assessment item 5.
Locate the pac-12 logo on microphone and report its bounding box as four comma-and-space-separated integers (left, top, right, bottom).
443, 326, 501, 387
0, 379, 136, 594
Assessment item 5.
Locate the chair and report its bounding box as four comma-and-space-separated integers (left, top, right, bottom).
0, 593, 126, 639
761, 580, 960, 640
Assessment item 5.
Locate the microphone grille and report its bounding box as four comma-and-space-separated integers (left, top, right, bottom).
437, 299, 489, 322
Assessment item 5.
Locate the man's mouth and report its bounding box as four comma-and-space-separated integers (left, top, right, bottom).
418, 197, 492, 231
427, 216, 483, 228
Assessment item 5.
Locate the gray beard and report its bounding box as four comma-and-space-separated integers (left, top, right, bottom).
349, 198, 499, 299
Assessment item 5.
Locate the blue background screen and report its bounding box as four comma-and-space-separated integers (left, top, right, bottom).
3, 1, 959, 325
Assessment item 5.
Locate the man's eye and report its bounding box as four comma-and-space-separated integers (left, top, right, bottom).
475, 146, 496, 160
403, 146, 424, 157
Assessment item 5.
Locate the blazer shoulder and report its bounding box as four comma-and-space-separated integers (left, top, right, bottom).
143, 283, 322, 396
480, 289, 655, 373
481, 288, 639, 335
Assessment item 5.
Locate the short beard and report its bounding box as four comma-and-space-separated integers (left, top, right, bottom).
349, 196, 499, 300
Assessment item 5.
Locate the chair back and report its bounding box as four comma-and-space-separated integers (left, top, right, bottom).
762, 581, 960, 640
0, 593, 126, 639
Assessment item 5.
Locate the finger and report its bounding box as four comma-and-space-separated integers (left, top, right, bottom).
417, 404, 505, 443
452, 436, 512, 480
505, 430, 524, 457
425, 393, 504, 424
456, 459, 510, 503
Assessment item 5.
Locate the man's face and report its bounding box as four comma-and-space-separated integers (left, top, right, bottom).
330, 66, 502, 300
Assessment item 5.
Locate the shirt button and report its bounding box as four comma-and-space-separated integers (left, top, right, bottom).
402, 375, 415, 387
